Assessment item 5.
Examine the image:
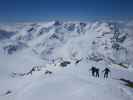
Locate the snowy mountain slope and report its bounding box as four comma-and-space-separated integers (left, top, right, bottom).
0, 20, 133, 100
0, 60, 133, 100
1, 21, 132, 65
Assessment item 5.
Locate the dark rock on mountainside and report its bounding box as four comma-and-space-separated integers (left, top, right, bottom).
0, 29, 15, 40
49, 33, 59, 40
60, 61, 71, 67
120, 78, 133, 88
3, 42, 28, 54
45, 70, 52, 75
75, 59, 82, 64
4, 90, 12, 95
65, 23, 75, 31
3, 45, 18, 54
11, 66, 42, 78
112, 43, 120, 50
116, 33, 128, 43
54, 20, 62, 26
80, 22, 86, 27
27, 27, 34, 32
38, 27, 50, 36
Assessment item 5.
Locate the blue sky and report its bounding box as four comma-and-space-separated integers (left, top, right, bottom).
0, 0, 133, 22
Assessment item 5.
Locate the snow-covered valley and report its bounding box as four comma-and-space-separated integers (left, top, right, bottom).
0, 20, 133, 100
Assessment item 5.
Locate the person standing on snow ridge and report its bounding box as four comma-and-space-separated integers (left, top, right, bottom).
102, 68, 111, 79
89, 66, 96, 77
95, 68, 100, 78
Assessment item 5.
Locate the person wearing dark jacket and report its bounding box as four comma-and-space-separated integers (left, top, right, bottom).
102, 68, 111, 78
89, 66, 96, 77
95, 68, 100, 78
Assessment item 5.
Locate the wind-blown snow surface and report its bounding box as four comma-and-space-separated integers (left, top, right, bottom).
0, 21, 133, 100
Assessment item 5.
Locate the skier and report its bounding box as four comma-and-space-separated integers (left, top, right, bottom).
102, 68, 111, 79
89, 66, 96, 77
95, 68, 100, 78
